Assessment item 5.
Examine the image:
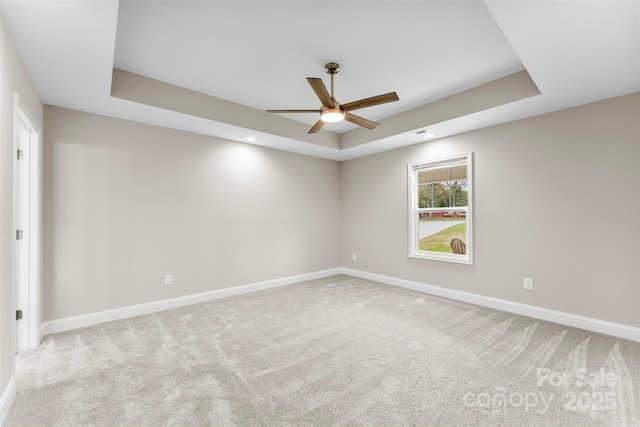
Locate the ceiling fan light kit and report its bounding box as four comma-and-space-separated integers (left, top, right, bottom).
320, 106, 344, 123
267, 62, 399, 134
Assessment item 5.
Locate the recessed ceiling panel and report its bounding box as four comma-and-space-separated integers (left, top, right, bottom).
114, 1, 524, 133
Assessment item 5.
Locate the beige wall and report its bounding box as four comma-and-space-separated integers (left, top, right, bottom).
0, 18, 44, 400
43, 106, 341, 321
42, 95, 640, 328
341, 93, 640, 327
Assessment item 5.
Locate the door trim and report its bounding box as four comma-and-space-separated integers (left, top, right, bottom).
12, 93, 42, 350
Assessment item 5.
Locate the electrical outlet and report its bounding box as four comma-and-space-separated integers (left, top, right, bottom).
165, 274, 173, 286
352, 253, 357, 261
523, 278, 533, 290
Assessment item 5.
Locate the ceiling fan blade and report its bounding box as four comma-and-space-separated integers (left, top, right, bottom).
307, 78, 334, 108
341, 92, 399, 111
344, 112, 379, 130
308, 119, 326, 134
267, 109, 322, 114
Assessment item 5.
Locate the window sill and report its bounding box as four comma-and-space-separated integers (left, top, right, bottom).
409, 251, 473, 265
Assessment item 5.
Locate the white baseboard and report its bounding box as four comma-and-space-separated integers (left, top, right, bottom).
41, 268, 341, 336
0, 378, 16, 426
340, 268, 640, 343
39, 267, 640, 343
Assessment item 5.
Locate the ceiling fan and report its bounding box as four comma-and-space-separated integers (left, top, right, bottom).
266, 62, 399, 134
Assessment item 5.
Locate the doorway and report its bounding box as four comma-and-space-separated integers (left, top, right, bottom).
13, 94, 42, 352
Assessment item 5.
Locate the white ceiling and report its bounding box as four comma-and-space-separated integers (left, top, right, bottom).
1, 1, 639, 161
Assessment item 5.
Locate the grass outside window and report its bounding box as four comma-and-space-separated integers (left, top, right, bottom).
418, 223, 466, 253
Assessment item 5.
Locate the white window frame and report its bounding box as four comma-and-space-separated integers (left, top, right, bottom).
407, 152, 473, 265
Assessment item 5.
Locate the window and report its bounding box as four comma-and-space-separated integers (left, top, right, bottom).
407, 152, 473, 264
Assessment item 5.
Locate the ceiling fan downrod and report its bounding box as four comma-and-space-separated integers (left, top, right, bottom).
324, 62, 340, 100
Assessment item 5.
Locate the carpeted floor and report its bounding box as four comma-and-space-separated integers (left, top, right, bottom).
5, 275, 640, 426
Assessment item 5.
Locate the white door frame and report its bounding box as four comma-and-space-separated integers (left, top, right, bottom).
12, 93, 42, 351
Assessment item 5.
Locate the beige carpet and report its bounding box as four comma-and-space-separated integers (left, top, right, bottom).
5, 275, 640, 426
